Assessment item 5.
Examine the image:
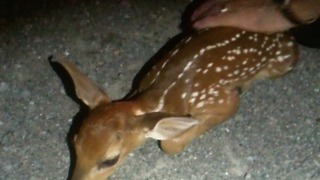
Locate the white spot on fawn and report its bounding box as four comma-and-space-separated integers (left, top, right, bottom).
184, 61, 192, 71
153, 82, 176, 112
219, 79, 226, 85
189, 98, 196, 104
200, 48, 205, 55
215, 67, 222, 72
200, 94, 206, 100
196, 101, 205, 108
185, 36, 192, 43
203, 69, 209, 74
250, 48, 257, 53
206, 45, 216, 50
240, 72, 246, 77
221, 7, 228, 13
261, 57, 267, 62
208, 88, 217, 95
277, 56, 284, 62
192, 92, 199, 97
287, 42, 294, 47
227, 56, 235, 61
171, 49, 179, 56
161, 59, 169, 69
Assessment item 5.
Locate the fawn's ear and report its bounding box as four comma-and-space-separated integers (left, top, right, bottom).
141, 114, 199, 140
57, 61, 111, 109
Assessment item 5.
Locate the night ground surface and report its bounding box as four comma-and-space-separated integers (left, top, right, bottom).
0, 0, 319, 179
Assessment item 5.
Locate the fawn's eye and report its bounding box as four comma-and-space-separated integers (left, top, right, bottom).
98, 155, 120, 169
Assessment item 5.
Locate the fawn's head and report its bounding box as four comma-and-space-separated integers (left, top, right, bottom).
58, 61, 198, 180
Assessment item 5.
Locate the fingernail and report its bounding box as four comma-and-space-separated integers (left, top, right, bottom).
220, 6, 228, 13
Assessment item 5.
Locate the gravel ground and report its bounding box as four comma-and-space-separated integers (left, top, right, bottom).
0, 1, 319, 180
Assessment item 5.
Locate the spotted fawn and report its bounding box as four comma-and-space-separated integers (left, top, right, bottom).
56, 27, 299, 180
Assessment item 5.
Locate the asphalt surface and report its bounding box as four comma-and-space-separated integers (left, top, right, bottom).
0, 1, 319, 179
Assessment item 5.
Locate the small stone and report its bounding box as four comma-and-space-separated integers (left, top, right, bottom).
40, 131, 47, 136
15, 64, 22, 69
60, 88, 66, 95
0, 82, 9, 92
21, 90, 31, 97
28, 101, 36, 112
103, 82, 109, 89
245, 173, 252, 179
3, 164, 13, 172
64, 50, 70, 56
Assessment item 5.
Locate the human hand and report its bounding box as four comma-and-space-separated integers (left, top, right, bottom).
191, 0, 319, 33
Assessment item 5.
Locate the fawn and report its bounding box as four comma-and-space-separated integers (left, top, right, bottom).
56, 27, 299, 179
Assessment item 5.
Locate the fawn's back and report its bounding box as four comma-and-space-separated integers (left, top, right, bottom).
135, 27, 299, 116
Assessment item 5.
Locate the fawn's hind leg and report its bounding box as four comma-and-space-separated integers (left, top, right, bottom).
259, 41, 300, 79
160, 88, 240, 155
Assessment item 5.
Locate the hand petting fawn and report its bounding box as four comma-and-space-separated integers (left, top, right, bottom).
55, 27, 299, 180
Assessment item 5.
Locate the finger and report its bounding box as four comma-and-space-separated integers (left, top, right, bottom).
194, 9, 296, 33
193, 11, 239, 29
191, 0, 222, 22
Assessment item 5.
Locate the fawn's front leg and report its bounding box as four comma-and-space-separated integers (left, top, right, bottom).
160, 88, 240, 155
